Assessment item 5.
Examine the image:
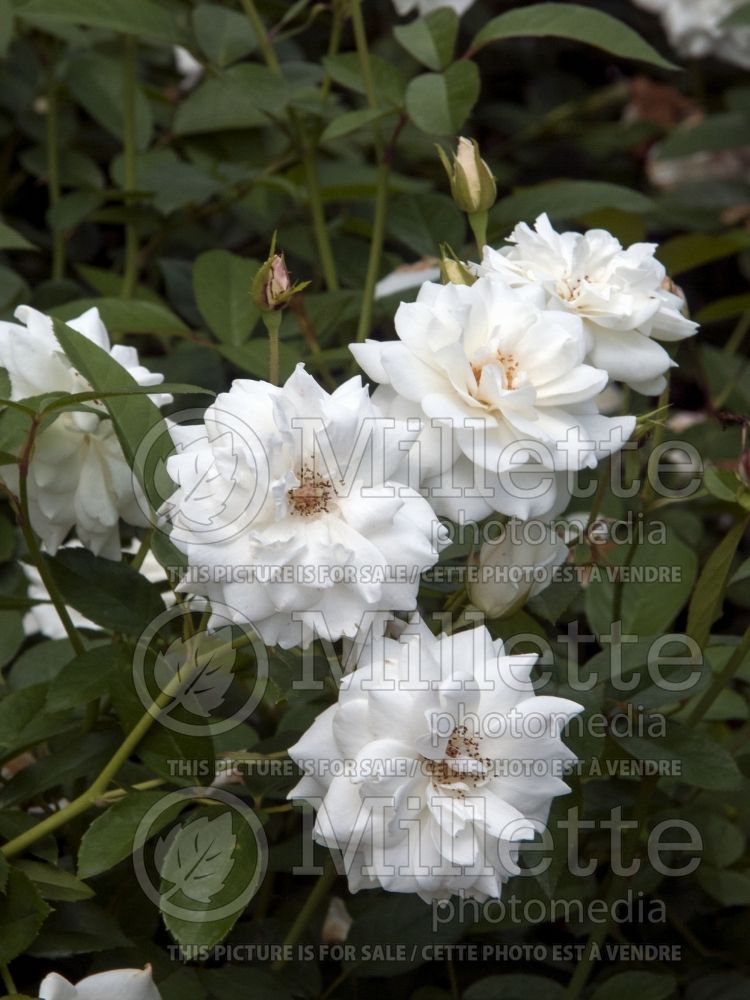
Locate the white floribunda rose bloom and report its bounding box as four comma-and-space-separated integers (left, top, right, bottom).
476, 214, 698, 396
351, 275, 635, 524
39, 964, 162, 1000
632, 0, 750, 69
392, 0, 476, 17
469, 519, 569, 619
163, 365, 446, 649
288, 616, 582, 902
0, 306, 171, 560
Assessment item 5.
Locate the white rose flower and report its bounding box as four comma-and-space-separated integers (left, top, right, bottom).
392, 0, 476, 17
469, 519, 569, 619
351, 275, 635, 524
477, 214, 698, 396
39, 964, 162, 1000
288, 615, 582, 902
0, 306, 171, 559
163, 365, 445, 649
632, 0, 750, 69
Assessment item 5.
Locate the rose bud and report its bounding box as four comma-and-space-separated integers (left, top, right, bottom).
437, 136, 497, 215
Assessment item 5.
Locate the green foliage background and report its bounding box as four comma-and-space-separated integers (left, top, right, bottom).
0, 1, 749, 998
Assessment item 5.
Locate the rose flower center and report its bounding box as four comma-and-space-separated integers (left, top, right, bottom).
424, 725, 492, 798
288, 464, 334, 517
471, 351, 520, 394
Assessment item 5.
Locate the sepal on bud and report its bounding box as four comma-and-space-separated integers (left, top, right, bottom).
439, 244, 476, 286
251, 234, 309, 313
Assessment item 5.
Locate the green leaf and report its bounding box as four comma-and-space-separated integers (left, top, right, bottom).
344, 893, 463, 977
0, 610, 23, 672
687, 517, 748, 650
657, 231, 750, 276
703, 463, 740, 502
76, 264, 165, 304
66, 52, 153, 150
8, 640, 75, 690
585, 531, 697, 638
17, 0, 183, 43
0, 685, 71, 762
698, 812, 746, 869
44, 548, 164, 634
322, 53, 406, 108
394, 8, 459, 71
696, 866, 750, 906
697, 294, 750, 325
0, 812, 57, 864
614, 722, 742, 791
46, 644, 131, 713
216, 340, 298, 381
0, 221, 35, 251
0, 730, 119, 808
78, 791, 188, 878
15, 860, 94, 902
592, 971, 677, 1000
193, 250, 260, 346
491, 180, 654, 233
26, 900, 129, 957
406, 60, 480, 136
192, 4, 256, 67
471, 3, 676, 70
159, 805, 262, 949
387, 192, 464, 258
0, 851, 7, 892
50, 317, 175, 513
110, 150, 222, 216
47, 191, 104, 233
51, 297, 189, 335
42, 384, 212, 417
320, 108, 393, 142
0, 868, 50, 963
174, 64, 286, 135
655, 113, 750, 161
110, 670, 215, 786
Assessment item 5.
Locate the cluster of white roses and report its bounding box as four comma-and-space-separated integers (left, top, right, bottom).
0, 210, 696, 903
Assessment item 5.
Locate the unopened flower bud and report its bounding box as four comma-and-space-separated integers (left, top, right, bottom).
469, 519, 567, 619
252, 240, 309, 313
437, 137, 497, 215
